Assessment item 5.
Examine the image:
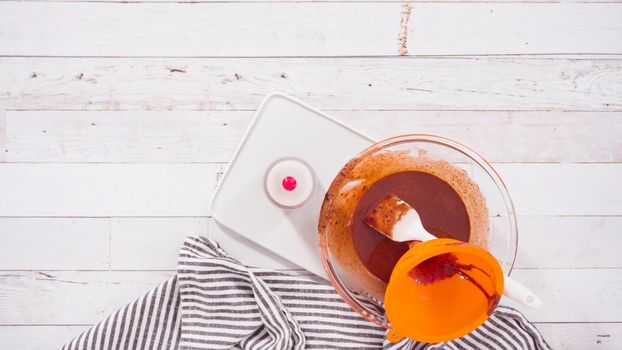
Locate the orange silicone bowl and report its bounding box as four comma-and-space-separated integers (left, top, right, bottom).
385, 238, 504, 343
317, 134, 518, 332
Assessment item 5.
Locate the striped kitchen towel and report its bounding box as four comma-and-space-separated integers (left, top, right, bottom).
62, 236, 550, 350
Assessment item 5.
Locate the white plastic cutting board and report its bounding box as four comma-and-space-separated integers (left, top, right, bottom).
210, 93, 373, 277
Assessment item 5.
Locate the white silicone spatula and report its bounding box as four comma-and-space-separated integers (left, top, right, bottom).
365, 194, 542, 309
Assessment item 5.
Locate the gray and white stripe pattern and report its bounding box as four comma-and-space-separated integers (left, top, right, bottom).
63, 236, 550, 350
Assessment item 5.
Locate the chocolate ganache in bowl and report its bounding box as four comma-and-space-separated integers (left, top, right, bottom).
318, 135, 517, 328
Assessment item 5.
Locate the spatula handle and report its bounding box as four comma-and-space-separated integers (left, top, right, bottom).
503, 276, 542, 309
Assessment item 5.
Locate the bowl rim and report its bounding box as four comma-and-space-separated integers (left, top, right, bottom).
317, 133, 519, 330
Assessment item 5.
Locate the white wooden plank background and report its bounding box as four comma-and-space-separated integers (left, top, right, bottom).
0, 326, 91, 350
0, 163, 620, 216
0, 218, 110, 270
1, 269, 619, 324
2, 3, 621, 56
1, 0, 621, 349
0, 324, 619, 350
2, 57, 621, 111
4, 111, 621, 163
3, 216, 622, 271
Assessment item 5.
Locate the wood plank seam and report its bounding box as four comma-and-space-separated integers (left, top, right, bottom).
0, 268, 593, 273
4, 0, 622, 3
2, 55, 622, 59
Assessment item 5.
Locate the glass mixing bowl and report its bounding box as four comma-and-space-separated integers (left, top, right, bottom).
318, 134, 518, 329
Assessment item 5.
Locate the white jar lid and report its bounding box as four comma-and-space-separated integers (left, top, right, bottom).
264, 158, 316, 209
